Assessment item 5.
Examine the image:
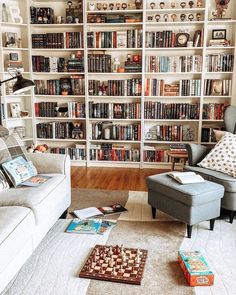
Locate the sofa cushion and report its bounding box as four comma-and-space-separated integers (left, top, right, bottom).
0, 133, 29, 165
0, 206, 35, 273
0, 174, 67, 223
184, 165, 236, 193
198, 133, 236, 178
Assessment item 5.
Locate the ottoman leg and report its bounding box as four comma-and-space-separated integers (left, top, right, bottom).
229, 211, 235, 224
210, 218, 215, 230
151, 207, 156, 219
187, 225, 192, 239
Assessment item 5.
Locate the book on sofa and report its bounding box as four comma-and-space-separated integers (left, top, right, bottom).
168, 172, 205, 184
73, 204, 127, 219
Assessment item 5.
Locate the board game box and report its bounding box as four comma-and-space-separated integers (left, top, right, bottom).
79, 244, 148, 285
178, 250, 214, 286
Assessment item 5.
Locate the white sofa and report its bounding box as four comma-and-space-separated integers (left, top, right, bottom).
0, 153, 71, 293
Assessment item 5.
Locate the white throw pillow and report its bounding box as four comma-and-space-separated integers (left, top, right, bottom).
198, 133, 236, 178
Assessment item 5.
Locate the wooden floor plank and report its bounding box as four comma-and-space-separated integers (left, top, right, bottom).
71, 167, 167, 191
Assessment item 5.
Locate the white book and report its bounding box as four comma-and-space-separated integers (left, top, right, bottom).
168, 171, 205, 184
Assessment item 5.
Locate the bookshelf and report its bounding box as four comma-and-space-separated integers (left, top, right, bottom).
0, 0, 236, 168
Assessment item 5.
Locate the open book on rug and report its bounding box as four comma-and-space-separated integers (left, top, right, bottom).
73, 204, 127, 219
168, 172, 205, 184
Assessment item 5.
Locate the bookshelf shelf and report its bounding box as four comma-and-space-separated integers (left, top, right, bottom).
1, 0, 234, 168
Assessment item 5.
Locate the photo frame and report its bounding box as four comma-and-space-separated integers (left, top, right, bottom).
212, 29, 226, 40
9, 103, 21, 118
9, 52, 19, 61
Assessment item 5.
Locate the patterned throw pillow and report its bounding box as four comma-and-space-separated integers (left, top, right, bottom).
0, 170, 9, 191
198, 133, 236, 178
0, 133, 29, 165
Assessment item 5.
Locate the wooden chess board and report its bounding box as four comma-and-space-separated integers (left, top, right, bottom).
79, 244, 148, 285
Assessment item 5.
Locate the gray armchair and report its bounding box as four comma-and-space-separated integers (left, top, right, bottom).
184, 105, 236, 223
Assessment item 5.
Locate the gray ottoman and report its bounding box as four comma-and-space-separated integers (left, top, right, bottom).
146, 173, 225, 238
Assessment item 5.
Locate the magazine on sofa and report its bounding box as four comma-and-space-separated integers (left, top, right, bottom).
20, 175, 51, 187
168, 172, 205, 184
73, 204, 127, 219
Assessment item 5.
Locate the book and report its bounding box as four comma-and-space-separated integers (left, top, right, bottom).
73, 204, 127, 219
20, 175, 51, 187
66, 218, 102, 234
97, 220, 117, 235
168, 172, 205, 184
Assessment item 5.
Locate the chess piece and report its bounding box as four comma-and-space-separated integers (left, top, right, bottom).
189, 0, 194, 8
196, 12, 201, 21
121, 3, 127, 9
150, 2, 155, 9
97, 3, 102, 10
180, 13, 186, 21
188, 13, 194, 21
171, 13, 177, 21
159, 2, 165, 9
155, 14, 161, 22
109, 3, 114, 10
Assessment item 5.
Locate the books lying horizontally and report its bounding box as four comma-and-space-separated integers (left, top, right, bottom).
168, 172, 205, 184
73, 204, 127, 219
66, 219, 117, 235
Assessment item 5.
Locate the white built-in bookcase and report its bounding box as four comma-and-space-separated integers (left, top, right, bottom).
0, 0, 236, 168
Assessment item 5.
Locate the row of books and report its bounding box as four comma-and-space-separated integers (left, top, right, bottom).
150, 124, 185, 141
202, 103, 226, 120
144, 102, 199, 120
36, 122, 85, 139
145, 30, 203, 48
34, 77, 85, 95
88, 54, 111, 73
88, 79, 142, 96
34, 102, 85, 118
50, 146, 86, 160
87, 30, 142, 48
204, 79, 231, 96
145, 79, 201, 97
90, 143, 140, 162
201, 127, 217, 143
89, 102, 141, 119
145, 55, 203, 73
90, 122, 141, 141
32, 32, 83, 49
143, 148, 169, 162
32, 55, 84, 73
205, 54, 234, 72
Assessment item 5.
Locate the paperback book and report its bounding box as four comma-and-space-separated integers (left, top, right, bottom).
66, 219, 117, 234
73, 204, 127, 219
168, 172, 205, 184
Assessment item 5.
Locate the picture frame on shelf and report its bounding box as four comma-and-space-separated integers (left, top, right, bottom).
9, 103, 21, 118
5, 32, 18, 48
212, 29, 227, 40
9, 52, 19, 61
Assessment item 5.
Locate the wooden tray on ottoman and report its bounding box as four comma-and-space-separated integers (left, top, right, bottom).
79, 244, 148, 285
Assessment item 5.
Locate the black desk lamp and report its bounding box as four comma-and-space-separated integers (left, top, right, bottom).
0, 72, 35, 135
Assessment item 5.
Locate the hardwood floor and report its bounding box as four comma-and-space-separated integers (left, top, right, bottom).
71, 167, 167, 191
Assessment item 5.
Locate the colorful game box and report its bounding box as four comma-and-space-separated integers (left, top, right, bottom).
178, 251, 214, 286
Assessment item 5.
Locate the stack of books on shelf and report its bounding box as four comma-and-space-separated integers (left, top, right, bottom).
169, 143, 187, 154
50, 145, 86, 160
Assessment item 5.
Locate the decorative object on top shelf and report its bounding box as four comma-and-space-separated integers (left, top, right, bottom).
171, 2, 176, 8
150, 2, 155, 9
89, 3, 95, 11
189, 1, 194, 8
211, 0, 231, 20
197, 0, 203, 7
159, 2, 165, 9
1, 2, 23, 24
180, 2, 187, 8
208, 29, 231, 47
212, 29, 226, 40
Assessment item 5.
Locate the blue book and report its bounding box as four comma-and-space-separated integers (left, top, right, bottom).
66, 219, 102, 234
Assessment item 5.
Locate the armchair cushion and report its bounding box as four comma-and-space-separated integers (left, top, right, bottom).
198, 133, 236, 178
186, 143, 210, 166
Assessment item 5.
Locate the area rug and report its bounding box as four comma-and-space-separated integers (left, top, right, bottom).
3, 189, 236, 295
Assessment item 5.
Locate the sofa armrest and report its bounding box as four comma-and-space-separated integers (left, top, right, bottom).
27, 153, 70, 176
186, 144, 210, 166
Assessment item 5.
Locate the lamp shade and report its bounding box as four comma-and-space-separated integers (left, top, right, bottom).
13, 75, 35, 94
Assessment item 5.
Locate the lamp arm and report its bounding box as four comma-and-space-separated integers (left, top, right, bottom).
0, 75, 19, 86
